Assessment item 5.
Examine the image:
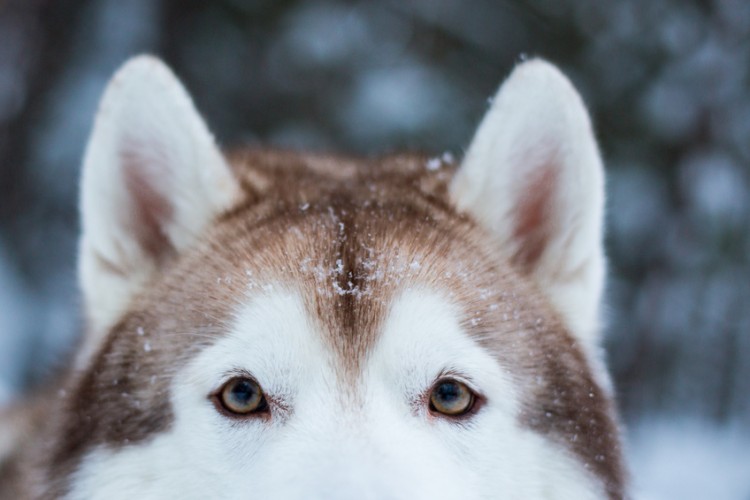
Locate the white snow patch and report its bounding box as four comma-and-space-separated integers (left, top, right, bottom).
332, 280, 360, 297
426, 157, 442, 171
425, 152, 455, 171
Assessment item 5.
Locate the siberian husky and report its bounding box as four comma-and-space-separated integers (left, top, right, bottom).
0, 56, 626, 499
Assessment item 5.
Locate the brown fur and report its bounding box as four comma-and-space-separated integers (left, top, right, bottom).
512, 164, 557, 270
122, 146, 176, 261
3, 149, 624, 499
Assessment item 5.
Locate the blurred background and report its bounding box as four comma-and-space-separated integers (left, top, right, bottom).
0, 0, 748, 497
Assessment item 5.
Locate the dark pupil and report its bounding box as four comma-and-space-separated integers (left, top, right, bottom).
436, 382, 461, 403
230, 380, 257, 405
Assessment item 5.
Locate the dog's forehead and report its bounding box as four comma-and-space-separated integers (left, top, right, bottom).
189, 151, 577, 378
207, 190, 522, 371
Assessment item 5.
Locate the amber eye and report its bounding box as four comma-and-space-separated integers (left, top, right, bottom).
218, 377, 267, 415
429, 379, 476, 417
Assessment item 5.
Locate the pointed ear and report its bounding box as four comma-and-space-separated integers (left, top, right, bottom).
78, 56, 240, 358
451, 59, 605, 347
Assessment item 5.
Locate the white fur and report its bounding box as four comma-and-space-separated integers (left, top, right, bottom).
68, 287, 604, 499
451, 59, 605, 352
78, 55, 240, 365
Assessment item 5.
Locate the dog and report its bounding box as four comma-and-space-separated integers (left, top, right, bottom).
0, 55, 626, 499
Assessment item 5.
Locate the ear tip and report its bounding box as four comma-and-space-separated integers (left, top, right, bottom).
111, 54, 176, 87
512, 57, 562, 75
94, 54, 190, 125
507, 58, 579, 97
83, 54, 194, 175
487, 57, 593, 134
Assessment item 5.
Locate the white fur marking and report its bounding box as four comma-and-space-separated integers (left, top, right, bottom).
69, 287, 604, 499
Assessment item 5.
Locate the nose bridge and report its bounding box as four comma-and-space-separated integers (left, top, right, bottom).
251, 368, 469, 499
258, 407, 391, 495
298, 404, 388, 466
263, 406, 462, 500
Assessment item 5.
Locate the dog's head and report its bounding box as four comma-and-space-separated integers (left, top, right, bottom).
48, 56, 624, 499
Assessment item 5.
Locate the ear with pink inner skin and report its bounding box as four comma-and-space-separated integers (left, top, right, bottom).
77, 55, 241, 364
451, 59, 606, 350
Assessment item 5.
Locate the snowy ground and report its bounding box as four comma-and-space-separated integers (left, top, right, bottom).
628, 418, 750, 500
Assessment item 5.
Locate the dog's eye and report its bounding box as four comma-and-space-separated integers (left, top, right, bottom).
218, 377, 267, 415
429, 379, 476, 417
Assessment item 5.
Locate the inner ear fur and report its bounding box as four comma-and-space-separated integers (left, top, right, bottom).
76, 55, 240, 365
451, 59, 606, 349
